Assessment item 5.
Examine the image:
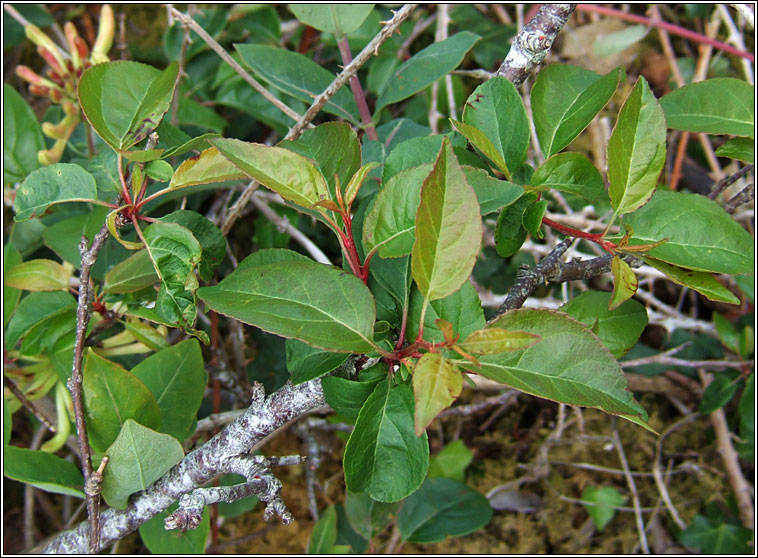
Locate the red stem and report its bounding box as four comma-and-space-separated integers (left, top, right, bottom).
116, 154, 133, 206
337, 37, 378, 141
542, 216, 617, 252
577, 4, 754, 62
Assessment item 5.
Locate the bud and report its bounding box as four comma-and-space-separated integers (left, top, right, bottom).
16, 65, 45, 85
92, 5, 114, 60
38, 138, 67, 165
74, 36, 89, 60
49, 88, 63, 103
62, 100, 79, 118
42, 118, 70, 139
64, 22, 82, 70
37, 45, 66, 76
26, 25, 68, 73
29, 84, 51, 97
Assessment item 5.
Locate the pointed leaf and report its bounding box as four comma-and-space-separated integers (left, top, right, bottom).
406, 282, 485, 344
101, 420, 184, 509
197, 260, 376, 353
375, 32, 480, 112
322, 373, 384, 421
286, 339, 349, 384
660, 78, 754, 138
493, 193, 534, 258
5, 291, 76, 350
450, 119, 510, 176
291, 5, 374, 35
460, 328, 540, 354
344, 381, 429, 502
308, 504, 338, 554
607, 77, 666, 215
4, 83, 43, 183
623, 190, 754, 275
211, 137, 328, 208
461, 77, 529, 178
363, 164, 432, 258
343, 491, 400, 540
160, 210, 226, 281
413, 353, 463, 435
83, 349, 161, 452
168, 146, 247, 189
345, 162, 380, 207
714, 137, 754, 163
678, 514, 753, 554
532, 64, 624, 157
531, 152, 606, 202
5, 259, 72, 291
473, 309, 651, 430
411, 138, 482, 301
3, 446, 84, 498
463, 166, 523, 215
581, 486, 625, 531
103, 249, 158, 293
78, 61, 179, 151
609, 256, 638, 310
639, 256, 740, 305
14, 163, 98, 221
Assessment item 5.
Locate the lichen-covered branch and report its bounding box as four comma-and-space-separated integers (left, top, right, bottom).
495, 4, 576, 87
42, 381, 324, 553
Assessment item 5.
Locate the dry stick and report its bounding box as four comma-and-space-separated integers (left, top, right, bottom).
396, 11, 437, 60
611, 420, 650, 554
623, 356, 751, 371
169, 4, 193, 126
169, 7, 304, 125
438, 5, 457, 121
725, 182, 755, 213
3, 376, 57, 433
698, 370, 754, 529
716, 4, 754, 83
709, 164, 754, 199
495, 4, 576, 87
68, 224, 110, 554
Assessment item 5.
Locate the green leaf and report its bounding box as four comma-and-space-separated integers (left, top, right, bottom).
236, 247, 312, 271
699, 373, 740, 414
14, 163, 98, 221
343, 491, 399, 541
413, 353, 463, 435
4, 400, 11, 445
463, 167, 523, 215
344, 380, 429, 502
522, 200, 547, 238
639, 256, 740, 305
460, 328, 540, 355
473, 309, 651, 430
143, 222, 202, 330
609, 256, 638, 310
406, 282, 485, 344
103, 249, 158, 294
101, 420, 184, 509
3, 83, 43, 184
197, 260, 376, 353
334, 503, 369, 553
286, 339, 349, 384
308, 504, 338, 554
559, 291, 648, 358
427, 439, 474, 482
624, 190, 754, 275
363, 164, 432, 258
493, 193, 533, 258
168, 147, 246, 189
83, 349, 161, 452
737, 374, 754, 460
460, 77, 529, 178
412, 138, 482, 301
5, 291, 76, 350
531, 153, 606, 202
581, 486, 625, 531
593, 24, 649, 57
236, 44, 360, 122
139, 504, 209, 554
279, 122, 361, 198
375, 32, 480, 112
131, 339, 207, 441
713, 312, 740, 353
121, 320, 169, 352
3, 244, 22, 327
78, 61, 179, 152
144, 159, 173, 182
397, 477, 492, 543
607, 76, 667, 215
322, 364, 385, 420
291, 4, 374, 36
450, 119, 510, 177
660, 78, 754, 138
210, 137, 328, 209
3, 446, 84, 498
161, 132, 220, 159
19, 308, 76, 357
715, 137, 754, 163
531, 65, 623, 157
160, 210, 226, 281
678, 514, 753, 554
4, 259, 72, 291
176, 96, 227, 133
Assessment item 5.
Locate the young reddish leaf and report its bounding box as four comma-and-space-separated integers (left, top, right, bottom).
609, 256, 638, 310
434, 318, 456, 344
411, 138, 482, 301
460, 327, 540, 355
345, 161, 380, 207
413, 352, 463, 436
106, 209, 144, 250
168, 147, 246, 189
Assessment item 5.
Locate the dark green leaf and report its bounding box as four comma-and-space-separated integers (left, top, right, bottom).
197, 260, 376, 353
176, 96, 227, 133
678, 514, 752, 554
344, 380, 429, 502
131, 339, 207, 441
3, 83, 43, 184
639, 256, 740, 305
624, 190, 754, 275
397, 478, 492, 543
714, 137, 754, 163
14, 164, 98, 221
559, 291, 648, 358
101, 420, 184, 509
531, 153, 605, 202
83, 349, 161, 452
660, 78, 754, 138
344, 491, 400, 540
286, 339, 349, 384
493, 193, 533, 258
160, 210, 226, 281
463, 167, 524, 215
406, 282, 485, 344
308, 504, 338, 554
699, 373, 740, 414
103, 249, 158, 294
5, 291, 76, 350
531, 65, 624, 157
144, 160, 174, 182
139, 504, 209, 554
3, 446, 84, 498
3, 243, 22, 326
522, 200, 547, 238
335, 504, 369, 553
291, 5, 374, 36
322, 369, 385, 420
376, 32, 480, 112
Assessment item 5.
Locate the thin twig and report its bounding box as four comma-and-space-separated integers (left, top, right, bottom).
396, 11, 437, 60
709, 164, 753, 199
725, 182, 755, 214
623, 356, 750, 371
169, 7, 304, 124
611, 420, 650, 554
3, 377, 56, 433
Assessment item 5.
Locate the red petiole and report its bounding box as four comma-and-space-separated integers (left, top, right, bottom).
542, 216, 618, 252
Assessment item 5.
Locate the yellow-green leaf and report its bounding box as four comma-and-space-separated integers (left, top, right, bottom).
5, 259, 72, 291
609, 256, 638, 310
168, 147, 246, 189
460, 327, 540, 355
413, 353, 463, 436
